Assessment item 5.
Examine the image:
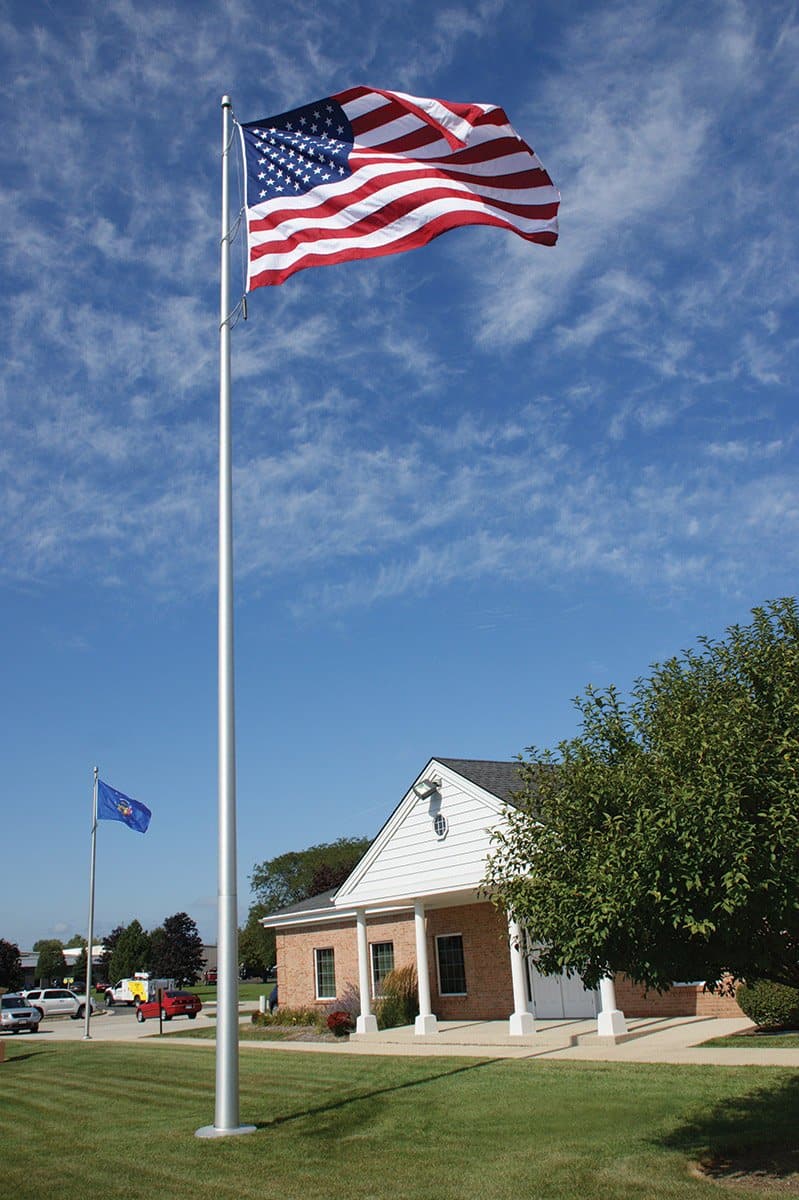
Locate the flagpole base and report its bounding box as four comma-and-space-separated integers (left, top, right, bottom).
195, 1124, 257, 1139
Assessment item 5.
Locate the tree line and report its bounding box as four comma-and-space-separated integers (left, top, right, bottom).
0, 911, 206, 990
100, 911, 205, 986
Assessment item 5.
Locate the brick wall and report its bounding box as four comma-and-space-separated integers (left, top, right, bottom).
277, 911, 416, 1012
426, 902, 514, 1019
614, 975, 744, 1018
276, 901, 514, 1019
275, 904, 744, 1020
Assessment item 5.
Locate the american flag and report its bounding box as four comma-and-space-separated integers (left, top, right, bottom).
240, 86, 559, 289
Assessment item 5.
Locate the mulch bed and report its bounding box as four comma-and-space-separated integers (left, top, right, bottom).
691, 1147, 799, 1193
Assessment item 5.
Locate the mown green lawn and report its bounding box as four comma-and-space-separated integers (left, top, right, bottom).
702, 1031, 799, 1048
192, 982, 267, 1004
2, 1041, 796, 1200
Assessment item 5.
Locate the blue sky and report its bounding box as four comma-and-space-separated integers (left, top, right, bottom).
2, 0, 797, 952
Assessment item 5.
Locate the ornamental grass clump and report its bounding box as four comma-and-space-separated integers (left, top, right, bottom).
251, 1005, 327, 1031
326, 982, 361, 1025
377, 965, 418, 1030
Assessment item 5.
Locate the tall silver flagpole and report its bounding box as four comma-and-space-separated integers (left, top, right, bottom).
197, 95, 255, 1140
83, 766, 98, 1041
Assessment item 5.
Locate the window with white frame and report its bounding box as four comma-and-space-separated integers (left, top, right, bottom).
314, 947, 336, 999
436, 933, 467, 995
370, 941, 395, 997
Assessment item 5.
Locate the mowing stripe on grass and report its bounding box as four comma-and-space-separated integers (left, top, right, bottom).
2, 1042, 797, 1200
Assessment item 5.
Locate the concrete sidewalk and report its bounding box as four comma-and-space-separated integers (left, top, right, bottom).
12, 1009, 799, 1066
348, 1016, 799, 1065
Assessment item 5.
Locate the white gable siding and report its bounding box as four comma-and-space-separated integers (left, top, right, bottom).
336, 767, 509, 906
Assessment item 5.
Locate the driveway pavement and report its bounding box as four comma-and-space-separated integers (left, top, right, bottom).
8, 1009, 799, 1067
10, 1005, 211, 1042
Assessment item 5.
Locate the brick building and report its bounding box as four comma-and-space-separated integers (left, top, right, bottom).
263, 758, 743, 1037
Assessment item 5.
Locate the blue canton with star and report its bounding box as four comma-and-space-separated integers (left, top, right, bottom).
242, 98, 354, 205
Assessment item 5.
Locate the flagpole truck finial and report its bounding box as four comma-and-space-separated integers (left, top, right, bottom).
222, 94, 231, 107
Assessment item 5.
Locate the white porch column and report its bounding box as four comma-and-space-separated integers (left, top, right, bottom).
597, 974, 627, 1037
414, 900, 438, 1035
507, 916, 536, 1036
355, 908, 378, 1034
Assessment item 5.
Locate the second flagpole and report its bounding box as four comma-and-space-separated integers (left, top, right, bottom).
83, 766, 98, 1041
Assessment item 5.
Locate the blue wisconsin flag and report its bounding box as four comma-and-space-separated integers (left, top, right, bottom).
97, 779, 152, 833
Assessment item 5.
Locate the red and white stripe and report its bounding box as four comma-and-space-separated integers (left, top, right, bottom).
245, 86, 560, 290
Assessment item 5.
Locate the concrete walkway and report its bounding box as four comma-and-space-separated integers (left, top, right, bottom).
11, 1008, 799, 1066
349, 1016, 799, 1065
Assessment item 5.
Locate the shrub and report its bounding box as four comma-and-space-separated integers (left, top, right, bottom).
326, 1010, 353, 1036
737, 980, 799, 1030
377, 964, 418, 1030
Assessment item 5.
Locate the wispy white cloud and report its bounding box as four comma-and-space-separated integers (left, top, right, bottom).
0, 0, 796, 624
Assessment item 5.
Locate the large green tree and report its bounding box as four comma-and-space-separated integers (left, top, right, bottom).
61, 934, 88, 983
35, 940, 67, 985
485, 599, 799, 993
108, 920, 152, 981
60, 934, 87, 949
250, 835, 372, 912
149, 912, 204, 985
0, 939, 23, 991
238, 903, 276, 979
71, 946, 89, 983
100, 925, 126, 976
32, 937, 63, 952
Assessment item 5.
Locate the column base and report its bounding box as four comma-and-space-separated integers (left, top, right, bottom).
597, 1008, 627, 1037
356, 1013, 378, 1034
415, 1013, 438, 1035
509, 1010, 536, 1037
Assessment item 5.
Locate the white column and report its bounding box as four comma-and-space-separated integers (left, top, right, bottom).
414, 900, 438, 1035
507, 916, 536, 1036
597, 975, 627, 1037
355, 909, 378, 1034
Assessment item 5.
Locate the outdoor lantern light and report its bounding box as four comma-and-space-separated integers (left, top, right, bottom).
412, 778, 439, 799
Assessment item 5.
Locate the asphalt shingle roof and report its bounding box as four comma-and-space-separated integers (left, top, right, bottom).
270, 887, 338, 917
435, 758, 526, 806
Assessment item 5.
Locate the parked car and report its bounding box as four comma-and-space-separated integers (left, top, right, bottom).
23, 987, 95, 1020
1, 994, 42, 1033
135, 990, 203, 1023
203, 969, 217, 984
